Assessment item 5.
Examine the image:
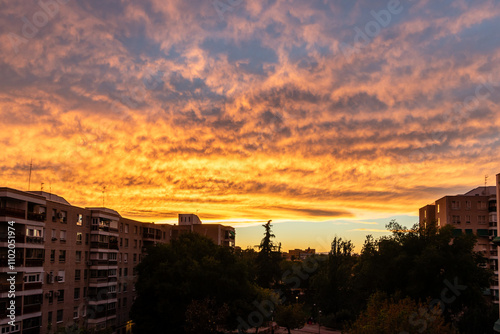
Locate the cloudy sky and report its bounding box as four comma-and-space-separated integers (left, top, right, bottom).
1, 0, 499, 251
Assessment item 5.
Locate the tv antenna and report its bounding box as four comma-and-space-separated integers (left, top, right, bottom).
102, 186, 106, 207
28, 159, 33, 191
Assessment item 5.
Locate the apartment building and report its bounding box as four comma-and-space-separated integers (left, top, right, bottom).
419, 185, 498, 301
172, 214, 236, 247
0, 187, 234, 334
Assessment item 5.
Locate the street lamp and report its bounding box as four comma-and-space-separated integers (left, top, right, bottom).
296, 296, 298, 303
318, 310, 321, 334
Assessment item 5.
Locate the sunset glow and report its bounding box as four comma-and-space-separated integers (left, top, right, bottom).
1, 0, 500, 251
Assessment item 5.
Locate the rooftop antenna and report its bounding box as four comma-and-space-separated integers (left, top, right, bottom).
102, 186, 106, 207
28, 159, 33, 191
49, 183, 52, 200
483, 175, 488, 195
40, 183, 44, 192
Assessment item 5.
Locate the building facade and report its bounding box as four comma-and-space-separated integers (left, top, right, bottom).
419, 185, 498, 302
0, 187, 234, 334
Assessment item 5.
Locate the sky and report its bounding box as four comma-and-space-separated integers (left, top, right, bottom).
1, 0, 500, 252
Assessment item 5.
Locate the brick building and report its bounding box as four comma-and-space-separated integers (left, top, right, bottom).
0, 187, 234, 334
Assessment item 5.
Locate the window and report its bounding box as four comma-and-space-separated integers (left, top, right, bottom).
119, 268, 122, 277
118, 253, 122, 262
73, 306, 79, 319
60, 210, 67, 223
85, 233, 89, 245
57, 289, 65, 302
75, 269, 81, 281
48, 311, 52, 325
437, 204, 440, 213
59, 250, 66, 262
83, 287, 87, 298
452, 215, 460, 224
124, 268, 128, 277
134, 226, 138, 234
465, 215, 471, 224
50, 250, 55, 262
451, 200, 460, 209
84, 269, 88, 280
466, 200, 471, 209
74, 288, 80, 300
75, 251, 82, 262
478, 201, 487, 210
123, 297, 127, 307
23, 273, 41, 283
125, 238, 129, 248
120, 223, 123, 233
134, 239, 137, 248
76, 214, 83, 226
133, 253, 137, 263
120, 238, 123, 247
56, 309, 63, 322
60, 230, 66, 241
26, 227, 42, 237
76, 232, 82, 244
125, 224, 129, 233
478, 215, 487, 224
124, 253, 128, 263
51, 229, 57, 241
52, 209, 57, 222
57, 270, 65, 282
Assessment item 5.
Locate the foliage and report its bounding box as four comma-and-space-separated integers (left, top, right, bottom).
310, 236, 357, 323
184, 298, 229, 334
275, 303, 308, 334
348, 292, 456, 334
353, 220, 493, 328
131, 233, 256, 333
256, 220, 282, 288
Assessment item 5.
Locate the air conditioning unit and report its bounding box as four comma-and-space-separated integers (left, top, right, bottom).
44, 291, 53, 298
58, 212, 63, 218
55, 276, 63, 282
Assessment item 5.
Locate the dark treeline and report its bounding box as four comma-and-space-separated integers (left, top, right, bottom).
130, 220, 498, 334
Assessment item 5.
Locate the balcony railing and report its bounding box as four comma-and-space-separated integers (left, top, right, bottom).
25, 236, 44, 244
90, 241, 109, 249
24, 282, 43, 290
0, 283, 22, 293
27, 212, 46, 222
0, 207, 25, 219
23, 304, 41, 314
0, 234, 25, 243
25, 259, 44, 267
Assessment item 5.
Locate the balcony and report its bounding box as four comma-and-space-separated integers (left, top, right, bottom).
0, 283, 22, 293
0, 207, 25, 219
490, 222, 498, 228
90, 241, 109, 249
0, 307, 21, 318
0, 233, 25, 243
25, 236, 44, 244
92, 225, 110, 232
25, 259, 44, 267
27, 212, 46, 222
23, 304, 41, 314
24, 282, 43, 290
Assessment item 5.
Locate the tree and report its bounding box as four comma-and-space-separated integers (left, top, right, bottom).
184, 298, 229, 334
349, 292, 456, 334
310, 237, 357, 328
256, 220, 282, 288
275, 304, 308, 334
130, 233, 256, 333
353, 220, 493, 331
